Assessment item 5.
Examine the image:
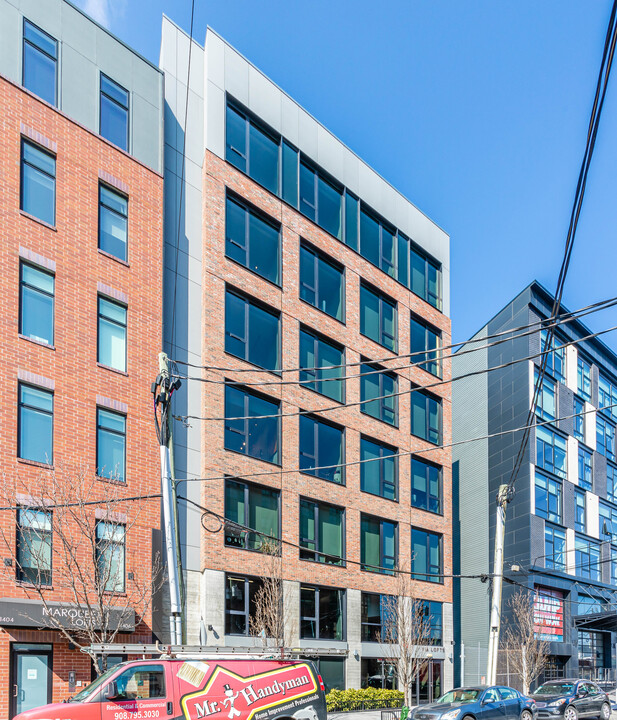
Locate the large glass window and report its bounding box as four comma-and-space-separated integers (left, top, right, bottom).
534, 471, 561, 523
360, 515, 397, 575
21, 140, 55, 226
608, 464, 617, 504
96, 409, 126, 483
360, 437, 397, 501
578, 446, 593, 490
300, 499, 344, 565
300, 585, 345, 640
299, 415, 344, 485
225, 290, 280, 371
599, 375, 617, 421
575, 490, 586, 533
299, 328, 344, 402
597, 416, 616, 462
541, 329, 566, 383
410, 245, 441, 310
361, 592, 396, 642
536, 427, 567, 479
360, 208, 395, 278
419, 600, 443, 645
96, 521, 125, 592
411, 529, 442, 583
225, 574, 263, 635
599, 501, 617, 544
360, 362, 398, 426
300, 163, 343, 239
411, 315, 441, 377
299, 244, 344, 321
17, 508, 52, 585
99, 185, 128, 262
345, 192, 359, 251
534, 368, 556, 421
411, 458, 442, 514
544, 524, 566, 571
224, 386, 280, 464
575, 536, 601, 581
281, 141, 298, 206
225, 195, 280, 285
19, 262, 54, 345
18, 384, 53, 464
224, 479, 279, 551
578, 357, 592, 401
410, 389, 442, 445
573, 396, 585, 442
97, 297, 127, 372
360, 283, 397, 352
100, 74, 129, 151
22, 20, 57, 106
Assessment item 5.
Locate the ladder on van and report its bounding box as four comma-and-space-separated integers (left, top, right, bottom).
84, 643, 348, 659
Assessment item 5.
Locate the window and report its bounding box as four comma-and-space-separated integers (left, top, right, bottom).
410, 315, 441, 377
536, 426, 566, 479
300, 585, 345, 640
299, 244, 344, 321
224, 385, 280, 464
360, 362, 398, 426
300, 162, 343, 239
410, 388, 442, 444
410, 245, 441, 310
575, 536, 601, 581
612, 547, 617, 587
360, 283, 397, 351
573, 396, 585, 441
360, 208, 395, 278
299, 415, 344, 485
599, 501, 617, 544
96, 409, 126, 483
599, 375, 617, 421
578, 357, 592, 401
224, 479, 279, 551
18, 384, 53, 464
299, 499, 344, 565
100, 74, 129, 151
225, 195, 280, 285
534, 471, 561, 523
411, 458, 442, 514
575, 490, 586, 533
112, 665, 165, 700
541, 329, 565, 383
281, 141, 298, 206
534, 369, 556, 421
97, 297, 127, 372
96, 521, 125, 592
578, 446, 593, 490
19, 262, 54, 345
411, 529, 442, 583
360, 437, 398, 501
21, 140, 55, 225
299, 328, 344, 402
345, 192, 359, 251
544, 524, 566, 571
99, 185, 128, 262
361, 515, 397, 575
17, 508, 52, 585
419, 600, 443, 645
608, 464, 617, 504
597, 416, 616, 462
225, 574, 263, 635
361, 592, 396, 642
22, 20, 57, 106
225, 290, 280, 371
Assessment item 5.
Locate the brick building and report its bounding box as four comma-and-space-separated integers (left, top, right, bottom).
0, 0, 163, 715
161, 20, 452, 697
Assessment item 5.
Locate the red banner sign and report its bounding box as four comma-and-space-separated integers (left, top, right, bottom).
534, 587, 564, 641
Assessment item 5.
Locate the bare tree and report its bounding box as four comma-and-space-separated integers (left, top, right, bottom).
501, 589, 549, 694
0, 467, 161, 675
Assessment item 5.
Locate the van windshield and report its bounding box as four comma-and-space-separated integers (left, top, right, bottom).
71, 664, 124, 702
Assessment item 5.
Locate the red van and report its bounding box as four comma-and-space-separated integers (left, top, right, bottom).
13, 656, 328, 720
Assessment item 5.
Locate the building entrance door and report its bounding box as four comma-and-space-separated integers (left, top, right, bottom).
415, 660, 442, 704
10, 643, 52, 718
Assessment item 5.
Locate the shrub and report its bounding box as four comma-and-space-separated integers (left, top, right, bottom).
325, 687, 405, 712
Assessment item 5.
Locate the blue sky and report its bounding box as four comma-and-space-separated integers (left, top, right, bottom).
78, 0, 617, 345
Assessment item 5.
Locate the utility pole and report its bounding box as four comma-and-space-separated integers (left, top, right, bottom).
152, 353, 182, 644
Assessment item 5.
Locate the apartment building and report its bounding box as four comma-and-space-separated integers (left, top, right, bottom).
161, 18, 452, 697
0, 0, 163, 715
453, 282, 617, 687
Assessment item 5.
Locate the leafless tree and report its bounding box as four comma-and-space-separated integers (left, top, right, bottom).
0, 467, 161, 675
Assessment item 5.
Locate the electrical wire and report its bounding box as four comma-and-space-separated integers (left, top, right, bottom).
0, 494, 162, 512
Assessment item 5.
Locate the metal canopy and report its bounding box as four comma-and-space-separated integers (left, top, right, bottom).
573, 611, 617, 633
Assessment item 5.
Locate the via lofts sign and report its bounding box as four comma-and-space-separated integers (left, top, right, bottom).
0, 597, 135, 631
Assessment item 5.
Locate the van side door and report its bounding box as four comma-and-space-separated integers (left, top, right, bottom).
100, 663, 171, 720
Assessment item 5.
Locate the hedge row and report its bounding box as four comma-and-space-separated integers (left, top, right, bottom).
325, 687, 405, 712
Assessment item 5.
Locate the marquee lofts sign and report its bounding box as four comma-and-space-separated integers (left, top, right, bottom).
0, 597, 135, 631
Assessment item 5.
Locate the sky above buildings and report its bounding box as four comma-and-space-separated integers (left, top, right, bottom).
78, 0, 617, 346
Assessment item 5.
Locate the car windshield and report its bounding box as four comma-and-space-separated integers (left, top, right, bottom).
437, 689, 481, 704
70, 664, 123, 702
535, 683, 575, 696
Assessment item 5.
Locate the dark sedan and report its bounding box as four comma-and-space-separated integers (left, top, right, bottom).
411, 686, 537, 720
530, 680, 611, 720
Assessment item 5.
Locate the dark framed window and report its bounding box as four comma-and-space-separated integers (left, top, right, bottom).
225, 195, 280, 285
96, 408, 126, 483
419, 600, 442, 645
411, 457, 442, 514
18, 383, 53, 464
97, 296, 127, 372
534, 369, 556, 421
22, 19, 57, 106
99, 185, 128, 262
411, 528, 442, 583
536, 426, 566, 479
599, 501, 617, 544
599, 375, 617, 421
361, 592, 396, 642
360, 207, 396, 278
597, 416, 616, 462
410, 245, 441, 310
578, 357, 592, 401
16, 508, 52, 585
360, 283, 397, 351
534, 471, 561, 524
360, 437, 397, 501
300, 584, 345, 640
224, 479, 280, 551
578, 446, 593, 490
299, 499, 344, 565
225, 574, 263, 635
575, 535, 601, 581
573, 396, 585, 441
410, 388, 442, 444
541, 329, 565, 383
19, 262, 54, 345
299, 243, 344, 321
21, 139, 56, 226
411, 315, 441, 377
575, 489, 586, 533
225, 289, 280, 371
100, 73, 129, 151
345, 192, 359, 251
299, 328, 344, 402
224, 385, 280, 464
360, 362, 398, 426
282, 141, 298, 206
299, 415, 344, 485
300, 162, 343, 240
608, 463, 617, 504
544, 524, 566, 571
95, 521, 125, 592
360, 515, 397, 575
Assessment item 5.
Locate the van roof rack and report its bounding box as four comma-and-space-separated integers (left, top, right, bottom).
83, 643, 348, 659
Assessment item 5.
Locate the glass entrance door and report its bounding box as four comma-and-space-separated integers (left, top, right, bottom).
415, 660, 443, 704
11, 643, 52, 718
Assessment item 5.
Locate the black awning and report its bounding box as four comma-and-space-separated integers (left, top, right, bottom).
573, 610, 617, 632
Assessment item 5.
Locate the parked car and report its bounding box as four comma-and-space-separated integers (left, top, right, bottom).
410, 685, 537, 720
530, 679, 611, 720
